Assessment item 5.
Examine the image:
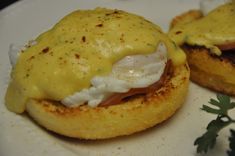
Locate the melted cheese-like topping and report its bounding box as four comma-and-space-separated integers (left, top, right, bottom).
5, 8, 185, 113
169, 2, 235, 55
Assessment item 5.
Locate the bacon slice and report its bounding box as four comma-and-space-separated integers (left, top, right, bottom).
217, 42, 235, 51
216, 42, 235, 64
99, 60, 172, 107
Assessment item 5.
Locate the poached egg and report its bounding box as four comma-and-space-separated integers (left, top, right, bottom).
62, 42, 167, 107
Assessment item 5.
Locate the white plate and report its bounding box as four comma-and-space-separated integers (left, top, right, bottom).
0, 0, 235, 156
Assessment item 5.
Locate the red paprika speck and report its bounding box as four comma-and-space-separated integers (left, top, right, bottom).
175, 31, 182, 35
75, 54, 80, 59
28, 55, 35, 61
82, 36, 86, 42
96, 24, 103, 27
42, 47, 49, 53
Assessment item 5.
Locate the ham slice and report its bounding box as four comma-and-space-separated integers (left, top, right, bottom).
217, 42, 235, 51
99, 60, 172, 106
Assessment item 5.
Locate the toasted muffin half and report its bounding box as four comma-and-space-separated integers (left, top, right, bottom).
183, 46, 235, 96
26, 63, 189, 139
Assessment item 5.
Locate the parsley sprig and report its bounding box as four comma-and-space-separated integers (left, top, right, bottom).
194, 94, 235, 155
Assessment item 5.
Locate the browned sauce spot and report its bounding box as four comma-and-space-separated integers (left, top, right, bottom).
75, 54, 80, 59
82, 36, 86, 42
42, 47, 49, 53
96, 24, 103, 27
175, 31, 182, 35
28, 55, 35, 61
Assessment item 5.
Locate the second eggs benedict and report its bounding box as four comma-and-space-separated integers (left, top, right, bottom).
169, 1, 235, 96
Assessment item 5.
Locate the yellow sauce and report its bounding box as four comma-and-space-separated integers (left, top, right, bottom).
5, 8, 185, 113
169, 2, 235, 55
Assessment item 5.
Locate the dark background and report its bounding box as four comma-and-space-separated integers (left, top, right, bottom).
1, 0, 19, 10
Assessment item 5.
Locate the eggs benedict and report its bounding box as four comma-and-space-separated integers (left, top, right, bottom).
169, 1, 235, 96
5, 8, 189, 139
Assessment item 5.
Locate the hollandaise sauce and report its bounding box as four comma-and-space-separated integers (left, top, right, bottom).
169, 2, 235, 55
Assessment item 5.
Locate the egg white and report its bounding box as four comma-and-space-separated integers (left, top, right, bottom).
8, 40, 37, 66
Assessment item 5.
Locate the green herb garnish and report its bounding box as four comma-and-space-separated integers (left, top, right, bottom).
194, 94, 235, 154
